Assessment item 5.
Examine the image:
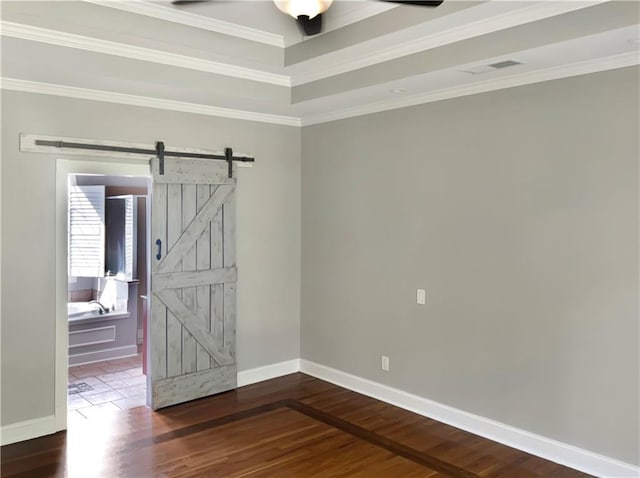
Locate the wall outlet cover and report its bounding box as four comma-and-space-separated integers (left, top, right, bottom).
381, 355, 390, 372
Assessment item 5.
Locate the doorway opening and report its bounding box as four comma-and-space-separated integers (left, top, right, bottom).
66, 173, 151, 422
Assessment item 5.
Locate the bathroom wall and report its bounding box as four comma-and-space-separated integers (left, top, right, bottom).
105, 184, 148, 337
68, 277, 94, 302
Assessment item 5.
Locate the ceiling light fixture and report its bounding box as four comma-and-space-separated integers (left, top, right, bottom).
273, 0, 333, 20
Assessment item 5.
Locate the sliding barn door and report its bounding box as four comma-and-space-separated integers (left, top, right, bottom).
149, 158, 237, 409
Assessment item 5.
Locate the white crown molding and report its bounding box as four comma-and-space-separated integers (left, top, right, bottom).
1, 21, 291, 87
301, 52, 640, 126
288, 1, 607, 85
0, 78, 302, 127
0, 415, 57, 446
85, 0, 285, 48
1, 1, 611, 91
1, 53, 634, 129
299, 360, 640, 478
2, 2, 608, 90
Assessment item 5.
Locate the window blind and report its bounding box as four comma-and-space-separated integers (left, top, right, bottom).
69, 185, 105, 277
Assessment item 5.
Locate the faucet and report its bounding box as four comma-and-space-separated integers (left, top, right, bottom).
89, 300, 109, 314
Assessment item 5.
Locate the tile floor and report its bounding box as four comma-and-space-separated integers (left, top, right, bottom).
68, 354, 147, 422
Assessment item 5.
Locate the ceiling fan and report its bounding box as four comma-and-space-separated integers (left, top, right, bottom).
171, 0, 444, 36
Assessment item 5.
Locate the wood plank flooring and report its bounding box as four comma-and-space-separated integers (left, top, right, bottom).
1, 373, 592, 478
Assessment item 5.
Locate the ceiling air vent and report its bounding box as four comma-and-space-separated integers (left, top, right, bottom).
463, 59, 523, 75
489, 60, 522, 69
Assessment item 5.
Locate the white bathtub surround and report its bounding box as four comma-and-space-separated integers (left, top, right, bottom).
68, 301, 101, 316
67, 299, 137, 366
68, 304, 130, 325
68, 301, 128, 320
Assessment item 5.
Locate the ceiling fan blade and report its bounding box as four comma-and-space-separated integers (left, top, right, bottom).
296, 14, 323, 36
171, 0, 210, 4
380, 0, 443, 6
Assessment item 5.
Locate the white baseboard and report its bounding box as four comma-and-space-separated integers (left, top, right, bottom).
0, 415, 57, 446
237, 359, 300, 387
299, 359, 640, 478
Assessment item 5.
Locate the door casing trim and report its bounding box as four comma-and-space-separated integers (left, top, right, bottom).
55, 158, 151, 430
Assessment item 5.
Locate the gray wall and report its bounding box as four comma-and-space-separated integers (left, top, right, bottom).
301, 67, 640, 465
2, 67, 638, 466
1, 91, 301, 425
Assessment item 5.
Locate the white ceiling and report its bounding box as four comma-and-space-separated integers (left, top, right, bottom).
1, 0, 638, 126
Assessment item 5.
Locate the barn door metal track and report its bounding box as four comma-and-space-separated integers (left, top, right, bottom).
35, 139, 254, 178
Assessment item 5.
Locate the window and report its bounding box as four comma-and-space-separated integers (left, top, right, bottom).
68, 185, 105, 277
105, 195, 137, 280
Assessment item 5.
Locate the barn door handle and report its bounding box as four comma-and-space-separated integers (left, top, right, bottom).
155, 239, 162, 260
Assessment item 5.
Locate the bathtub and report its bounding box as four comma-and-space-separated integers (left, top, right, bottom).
68, 301, 128, 322
67, 301, 136, 366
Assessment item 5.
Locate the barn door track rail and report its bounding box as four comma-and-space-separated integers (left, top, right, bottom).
21, 134, 254, 179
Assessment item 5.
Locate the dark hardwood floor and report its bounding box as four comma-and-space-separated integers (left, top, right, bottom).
1, 373, 592, 478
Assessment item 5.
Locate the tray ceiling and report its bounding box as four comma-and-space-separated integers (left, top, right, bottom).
1, 1, 638, 125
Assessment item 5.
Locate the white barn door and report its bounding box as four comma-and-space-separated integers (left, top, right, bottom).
149, 157, 237, 409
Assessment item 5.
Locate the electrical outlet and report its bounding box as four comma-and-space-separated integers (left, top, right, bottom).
381, 355, 390, 372
417, 288, 426, 305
